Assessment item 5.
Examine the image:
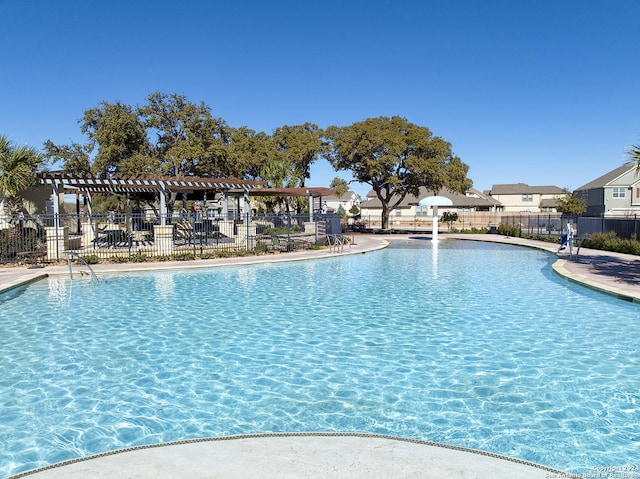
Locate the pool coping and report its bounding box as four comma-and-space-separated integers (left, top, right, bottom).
6, 433, 569, 479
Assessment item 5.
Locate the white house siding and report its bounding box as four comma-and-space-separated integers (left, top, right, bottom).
489, 193, 541, 212
323, 191, 361, 215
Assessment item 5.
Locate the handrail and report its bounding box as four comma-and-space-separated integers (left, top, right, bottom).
64, 251, 100, 283
326, 234, 350, 253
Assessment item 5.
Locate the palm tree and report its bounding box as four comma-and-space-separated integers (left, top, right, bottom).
0, 135, 41, 215
628, 143, 640, 168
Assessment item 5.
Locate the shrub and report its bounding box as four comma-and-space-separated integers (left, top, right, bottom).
497, 224, 522, 237
173, 252, 195, 261
254, 241, 268, 253
129, 253, 147, 263
465, 227, 488, 234
81, 254, 100, 265
582, 232, 640, 256
0, 227, 39, 260
109, 256, 129, 264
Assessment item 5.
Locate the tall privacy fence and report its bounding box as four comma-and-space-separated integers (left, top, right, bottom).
0, 212, 342, 264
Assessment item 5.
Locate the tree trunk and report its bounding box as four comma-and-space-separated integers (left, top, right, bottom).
381, 203, 390, 230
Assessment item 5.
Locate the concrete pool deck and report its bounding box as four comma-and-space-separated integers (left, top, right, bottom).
2, 232, 638, 478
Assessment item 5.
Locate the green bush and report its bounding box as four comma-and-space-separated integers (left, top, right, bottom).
173, 252, 195, 261
254, 240, 268, 253
582, 232, 640, 256
109, 256, 129, 264
0, 227, 39, 260
526, 234, 559, 244
129, 253, 147, 263
465, 227, 489, 234
81, 254, 100, 265
261, 225, 302, 236
497, 224, 522, 237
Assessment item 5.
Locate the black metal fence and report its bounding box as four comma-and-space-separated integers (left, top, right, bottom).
0, 213, 340, 265
356, 212, 640, 239
5, 211, 636, 265
577, 216, 640, 239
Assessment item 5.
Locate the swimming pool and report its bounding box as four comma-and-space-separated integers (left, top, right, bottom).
1, 240, 638, 477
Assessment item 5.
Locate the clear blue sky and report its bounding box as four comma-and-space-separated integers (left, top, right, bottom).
1, 0, 639, 198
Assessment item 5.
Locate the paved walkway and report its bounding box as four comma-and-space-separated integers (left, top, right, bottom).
3, 233, 638, 479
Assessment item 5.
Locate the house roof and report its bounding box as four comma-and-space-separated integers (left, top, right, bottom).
574, 162, 636, 191
488, 183, 565, 195
360, 187, 499, 209
539, 198, 559, 207
322, 190, 359, 202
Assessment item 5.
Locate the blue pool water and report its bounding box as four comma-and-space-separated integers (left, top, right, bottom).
1, 240, 639, 477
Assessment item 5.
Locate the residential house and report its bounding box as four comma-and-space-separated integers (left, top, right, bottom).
322, 190, 361, 216
574, 162, 640, 216
359, 187, 499, 224
486, 183, 567, 213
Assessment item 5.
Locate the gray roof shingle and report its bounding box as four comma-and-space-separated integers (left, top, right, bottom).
574, 163, 636, 191
360, 187, 499, 208
488, 183, 565, 195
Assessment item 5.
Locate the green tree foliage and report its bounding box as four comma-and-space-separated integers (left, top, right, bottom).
326, 116, 472, 230
555, 194, 586, 215
271, 123, 326, 187
441, 211, 459, 230
42, 94, 326, 204
259, 123, 326, 213
259, 154, 297, 213
80, 101, 150, 176
0, 135, 42, 214
43, 140, 92, 174
225, 127, 271, 179
627, 143, 640, 168
138, 92, 229, 178
330, 177, 349, 198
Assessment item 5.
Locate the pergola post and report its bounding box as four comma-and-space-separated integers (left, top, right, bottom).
52, 181, 60, 227
46, 181, 66, 261
244, 188, 253, 248
82, 191, 96, 248
160, 184, 167, 226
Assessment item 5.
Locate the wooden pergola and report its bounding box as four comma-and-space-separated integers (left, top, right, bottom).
37, 172, 334, 223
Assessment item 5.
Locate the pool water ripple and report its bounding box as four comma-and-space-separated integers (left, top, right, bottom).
1, 240, 639, 477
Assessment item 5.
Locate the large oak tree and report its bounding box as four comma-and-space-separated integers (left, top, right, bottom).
260, 123, 326, 213
326, 116, 471, 229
